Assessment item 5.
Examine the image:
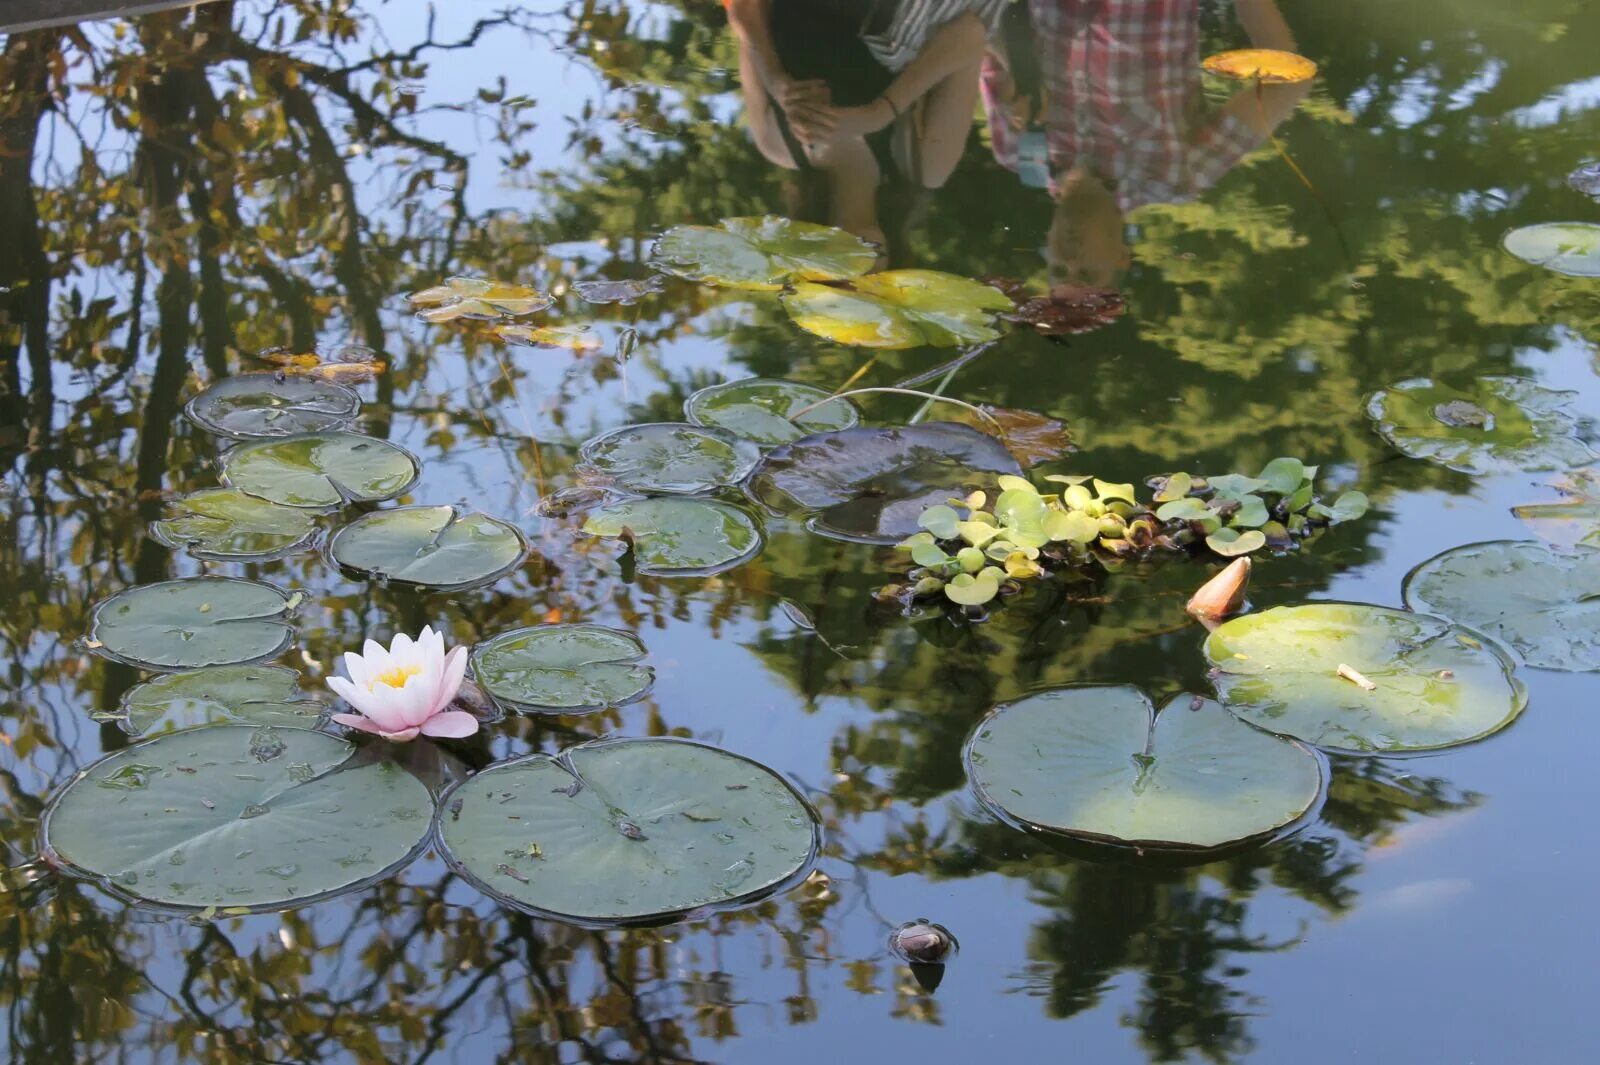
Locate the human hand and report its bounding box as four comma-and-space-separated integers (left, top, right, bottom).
786, 99, 894, 144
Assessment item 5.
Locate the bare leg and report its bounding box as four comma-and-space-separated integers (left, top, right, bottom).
900, 17, 987, 188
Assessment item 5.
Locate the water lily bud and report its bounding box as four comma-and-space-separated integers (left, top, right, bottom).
1187, 557, 1251, 623
890, 919, 958, 965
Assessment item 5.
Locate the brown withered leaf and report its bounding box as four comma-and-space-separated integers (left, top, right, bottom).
947, 404, 1073, 468
1004, 286, 1126, 336
257, 344, 385, 382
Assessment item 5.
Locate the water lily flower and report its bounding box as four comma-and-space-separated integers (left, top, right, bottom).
327, 627, 478, 742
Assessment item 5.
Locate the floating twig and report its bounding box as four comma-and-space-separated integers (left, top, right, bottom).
1337, 663, 1377, 691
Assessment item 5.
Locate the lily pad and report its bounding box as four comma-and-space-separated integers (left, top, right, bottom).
327, 506, 528, 591
1201, 48, 1318, 83
472, 625, 653, 714
1502, 222, 1600, 277
1204, 603, 1527, 752
782, 271, 1012, 349
650, 215, 876, 291
1513, 468, 1600, 548
749, 423, 1022, 544
408, 277, 552, 321
435, 737, 819, 924
573, 276, 665, 305
497, 323, 603, 352
184, 373, 361, 439
150, 487, 318, 562
221, 432, 421, 508
87, 577, 298, 672
965, 687, 1324, 851
1403, 539, 1600, 671
684, 378, 859, 446
580, 497, 763, 576
110, 665, 326, 736
579, 423, 760, 495
1364, 376, 1594, 475
42, 725, 432, 911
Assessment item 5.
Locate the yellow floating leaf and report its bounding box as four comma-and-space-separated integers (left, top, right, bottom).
498, 323, 603, 352
1202, 48, 1318, 84
408, 276, 552, 321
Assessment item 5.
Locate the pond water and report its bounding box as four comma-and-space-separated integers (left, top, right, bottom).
3, 1, 1599, 1061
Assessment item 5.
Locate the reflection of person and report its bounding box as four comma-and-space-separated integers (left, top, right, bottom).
727, 0, 1002, 252
982, 0, 1310, 288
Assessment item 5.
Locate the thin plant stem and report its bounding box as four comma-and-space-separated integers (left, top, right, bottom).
791, 387, 1004, 434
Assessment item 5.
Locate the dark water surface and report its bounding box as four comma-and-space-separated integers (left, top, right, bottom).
3, 1, 1599, 1062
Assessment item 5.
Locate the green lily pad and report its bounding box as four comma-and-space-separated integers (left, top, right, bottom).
435, 737, 819, 924
1207, 528, 1267, 557
472, 625, 653, 714
150, 488, 318, 562
109, 665, 326, 737
1204, 603, 1527, 752
184, 373, 361, 439
87, 577, 299, 672
1403, 539, 1600, 671
749, 423, 1022, 544
684, 379, 859, 446
581, 497, 763, 575
1365, 377, 1594, 475
650, 215, 876, 290
221, 432, 420, 508
42, 725, 432, 911
579, 423, 761, 495
965, 687, 1324, 851
1502, 222, 1600, 277
781, 271, 1012, 349
327, 505, 528, 591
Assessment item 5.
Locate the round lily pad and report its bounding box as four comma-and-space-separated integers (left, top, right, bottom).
435, 738, 819, 924
327, 505, 528, 591
221, 431, 421, 508
110, 665, 326, 736
150, 487, 318, 562
579, 423, 760, 495
1204, 603, 1527, 753
684, 379, 859, 446
472, 625, 653, 714
87, 577, 299, 672
42, 725, 433, 911
1403, 539, 1600, 671
781, 271, 1012, 349
749, 423, 1022, 544
1502, 222, 1600, 277
580, 497, 763, 576
650, 215, 876, 291
184, 373, 361, 439
965, 687, 1324, 851
1364, 376, 1594, 475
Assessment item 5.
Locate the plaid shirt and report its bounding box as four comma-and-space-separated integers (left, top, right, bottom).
982, 0, 1260, 210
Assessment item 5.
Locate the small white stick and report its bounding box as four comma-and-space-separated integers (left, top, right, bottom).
1337, 663, 1377, 691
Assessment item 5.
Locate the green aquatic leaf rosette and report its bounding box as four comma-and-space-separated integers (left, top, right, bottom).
327, 505, 528, 590
1364, 376, 1594, 475
782, 270, 1012, 349
435, 737, 819, 924
1502, 222, 1600, 277
151, 487, 318, 561
221, 431, 421, 508
649, 215, 876, 290
184, 373, 361, 439
1403, 539, 1600, 671
472, 624, 653, 714
581, 497, 763, 575
684, 379, 859, 446
1204, 602, 1527, 752
43, 725, 433, 911
87, 577, 299, 672
965, 687, 1324, 851
111, 665, 326, 736
579, 423, 761, 495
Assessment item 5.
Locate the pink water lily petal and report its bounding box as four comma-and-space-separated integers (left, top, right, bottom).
418, 711, 480, 738
331, 712, 385, 735
395, 669, 443, 728
342, 650, 373, 688
428, 646, 469, 717
326, 675, 411, 733
380, 726, 421, 742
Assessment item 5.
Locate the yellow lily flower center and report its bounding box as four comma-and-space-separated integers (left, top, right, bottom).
369, 663, 422, 691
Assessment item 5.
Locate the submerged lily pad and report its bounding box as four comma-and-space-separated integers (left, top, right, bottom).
580, 497, 762, 576
184, 373, 361, 439
87, 577, 298, 672
472, 625, 653, 714
42, 726, 432, 911
965, 687, 1323, 851
221, 432, 421, 508
650, 216, 876, 291
435, 738, 819, 924
579, 423, 760, 495
781, 271, 1012, 349
1204, 603, 1527, 752
1568, 162, 1600, 202
327, 505, 527, 590
150, 488, 318, 561
573, 276, 665, 305
684, 379, 859, 446
750, 423, 1022, 544
1502, 222, 1600, 277
1403, 539, 1600, 671
111, 665, 326, 736
1364, 376, 1594, 475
